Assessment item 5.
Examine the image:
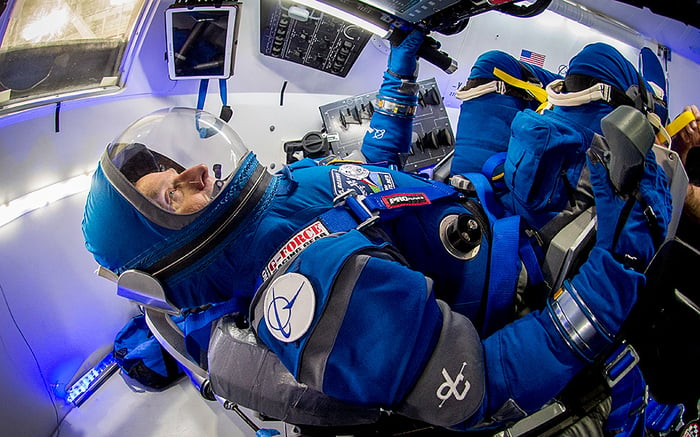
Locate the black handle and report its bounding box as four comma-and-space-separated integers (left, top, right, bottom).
388, 30, 458, 74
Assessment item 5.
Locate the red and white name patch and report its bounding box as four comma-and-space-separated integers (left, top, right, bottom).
381, 192, 431, 208
261, 221, 330, 280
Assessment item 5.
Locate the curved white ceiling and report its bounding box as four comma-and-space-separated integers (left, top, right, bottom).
557, 0, 700, 63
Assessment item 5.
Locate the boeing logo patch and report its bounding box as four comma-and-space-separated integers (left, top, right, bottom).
368, 127, 385, 139
437, 362, 471, 408
264, 273, 316, 343
382, 192, 430, 208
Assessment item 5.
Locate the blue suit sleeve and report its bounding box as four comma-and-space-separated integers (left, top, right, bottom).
361, 31, 423, 167
361, 101, 415, 166
459, 247, 644, 428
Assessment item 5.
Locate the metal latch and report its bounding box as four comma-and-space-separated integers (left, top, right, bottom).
333, 190, 379, 230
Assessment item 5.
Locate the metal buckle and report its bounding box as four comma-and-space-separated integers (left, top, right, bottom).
604, 343, 640, 387
450, 174, 476, 196
495, 80, 507, 95
495, 400, 567, 437
333, 190, 379, 230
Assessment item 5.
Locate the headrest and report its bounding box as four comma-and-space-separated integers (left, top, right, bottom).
553, 43, 668, 124
469, 50, 560, 86
567, 43, 640, 94
460, 51, 561, 103
469, 50, 524, 81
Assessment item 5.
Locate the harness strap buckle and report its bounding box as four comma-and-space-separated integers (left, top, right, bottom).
604, 343, 640, 388
496, 80, 507, 95
599, 83, 612, 103
333, 190, 380, 230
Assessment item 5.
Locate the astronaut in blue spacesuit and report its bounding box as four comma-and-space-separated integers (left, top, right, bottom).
450, 42, 671, 242
446, 41, 679, 434
82, 31, 672, 432
449, 50, 561, 177
502, 42, 671, 233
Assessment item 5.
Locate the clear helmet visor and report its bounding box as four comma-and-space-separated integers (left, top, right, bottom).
107, 107, 249, 215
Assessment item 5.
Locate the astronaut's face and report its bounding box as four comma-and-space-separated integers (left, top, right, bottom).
135, 164, 214, 214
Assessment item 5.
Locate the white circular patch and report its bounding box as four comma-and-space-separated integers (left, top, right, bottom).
263, 273, 316, 343
339, 164, 370, 180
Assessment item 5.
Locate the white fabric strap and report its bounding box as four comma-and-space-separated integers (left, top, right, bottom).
647, 111, 672, 146
546, 79, 614, 107
647, 80, 665, 101
455, 80, 507, 101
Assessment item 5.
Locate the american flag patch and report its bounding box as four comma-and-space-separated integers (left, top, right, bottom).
520, 49, 546, 68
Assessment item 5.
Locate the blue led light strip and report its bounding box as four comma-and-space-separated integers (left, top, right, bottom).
65, 352, 119, 406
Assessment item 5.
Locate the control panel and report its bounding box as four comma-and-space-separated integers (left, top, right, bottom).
260, 0, 371, 77
319, 78, 455, 173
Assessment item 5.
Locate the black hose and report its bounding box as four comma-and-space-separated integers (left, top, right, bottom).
388, 29, 458, 74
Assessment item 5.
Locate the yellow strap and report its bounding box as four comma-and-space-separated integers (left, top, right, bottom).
536, 101, 551, 113
323, 158, 364, 165
492, 67, 548, 104
656, 110, 695, 145
667, 110, 695, 137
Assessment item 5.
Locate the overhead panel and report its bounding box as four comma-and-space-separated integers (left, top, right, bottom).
260, 0, 372, 77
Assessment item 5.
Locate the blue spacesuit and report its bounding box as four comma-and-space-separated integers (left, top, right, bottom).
459, 43, 672, 235
449, 50, 561, 177
82, 32, 672, 432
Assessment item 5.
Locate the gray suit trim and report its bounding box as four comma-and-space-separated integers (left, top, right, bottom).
298, 254, 369, 391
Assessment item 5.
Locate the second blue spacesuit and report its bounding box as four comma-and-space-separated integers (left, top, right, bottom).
449, 50, 561, 177
81, 32, 673, 432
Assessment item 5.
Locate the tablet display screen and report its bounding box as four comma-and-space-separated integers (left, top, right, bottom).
165, 6, 238, 80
